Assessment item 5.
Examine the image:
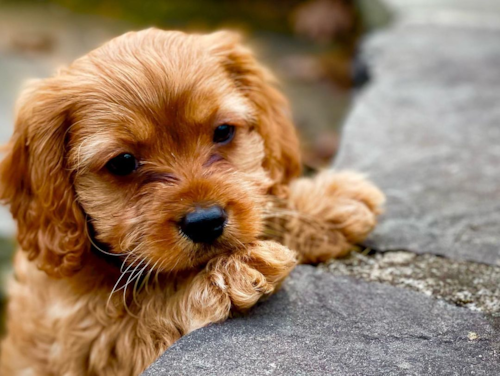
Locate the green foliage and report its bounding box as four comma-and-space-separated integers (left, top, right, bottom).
0, 236, 15, 336
5, 0, 305, 33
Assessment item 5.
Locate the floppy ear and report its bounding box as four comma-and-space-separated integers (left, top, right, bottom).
0, 78, 88, 278
206, 31, 302, 195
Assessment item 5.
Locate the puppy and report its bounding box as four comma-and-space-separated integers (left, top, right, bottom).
0, 29, 384, 375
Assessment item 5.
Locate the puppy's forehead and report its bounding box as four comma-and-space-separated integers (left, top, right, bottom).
74, 85, 254, 140
70, 31, 254, 160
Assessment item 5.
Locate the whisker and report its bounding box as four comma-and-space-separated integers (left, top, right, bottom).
114, 258, 146, 293
120, 244, 144, 273
139, 259, 160, 296
132, 261, 152, 306
124, 260, 148, 307
122, 258, 148, 319
106, 257, 142, 310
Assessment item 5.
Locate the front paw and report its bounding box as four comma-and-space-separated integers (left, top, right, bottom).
321, 170, 384, 242
281, 170, 384, 263
208, 241, 297, 311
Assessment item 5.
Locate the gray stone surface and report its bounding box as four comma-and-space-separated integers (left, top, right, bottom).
383, 0, 500, 30
144, 266, 500, 376
334, 24, 500, 266
324, 251, 500, 314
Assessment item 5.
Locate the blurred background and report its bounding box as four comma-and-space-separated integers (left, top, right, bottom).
0, 0, 390, 332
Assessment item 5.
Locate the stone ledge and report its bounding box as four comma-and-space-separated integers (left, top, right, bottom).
334, 23, 500, 266
144, 266, 500, 376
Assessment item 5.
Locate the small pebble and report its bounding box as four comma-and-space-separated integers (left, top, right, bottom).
468, 332, 479, 341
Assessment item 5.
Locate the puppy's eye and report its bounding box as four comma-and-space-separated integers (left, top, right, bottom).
213, 125, 235, 144
106, 153, 138, 176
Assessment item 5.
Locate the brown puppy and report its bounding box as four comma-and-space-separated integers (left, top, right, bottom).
0, 29, 384, 375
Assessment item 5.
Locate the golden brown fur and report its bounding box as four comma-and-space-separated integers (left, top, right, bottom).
0, 29, 384, 375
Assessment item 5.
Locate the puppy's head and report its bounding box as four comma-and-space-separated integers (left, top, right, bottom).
0, 29, 300, 277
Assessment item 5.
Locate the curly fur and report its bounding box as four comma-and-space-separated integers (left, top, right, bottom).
0, 29, 384, 375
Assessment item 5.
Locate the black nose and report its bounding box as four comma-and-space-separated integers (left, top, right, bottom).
180, 206, 227, 243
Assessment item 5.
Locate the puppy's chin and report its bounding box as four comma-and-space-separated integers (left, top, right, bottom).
168, 239, 243, 271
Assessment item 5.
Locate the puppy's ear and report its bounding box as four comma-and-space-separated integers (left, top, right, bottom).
0, 78, 88, 278
206, 31, 301, 195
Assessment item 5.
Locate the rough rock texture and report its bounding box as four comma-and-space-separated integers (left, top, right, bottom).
334, 24, 500, 266
144, 266, 500, 376
324, 251, 500, 315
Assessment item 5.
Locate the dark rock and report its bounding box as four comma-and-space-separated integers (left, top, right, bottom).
144, 266, 500, 376
334, 25, 500, 266
351, 51, 371, 89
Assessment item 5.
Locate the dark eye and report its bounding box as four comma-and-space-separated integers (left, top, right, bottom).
213, 124, 235, 144
106, 153, 138, 176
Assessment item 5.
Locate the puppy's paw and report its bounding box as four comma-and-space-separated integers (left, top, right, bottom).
310, 170, 384, 242
285, 170, 385, 263
208, 241, 297, 311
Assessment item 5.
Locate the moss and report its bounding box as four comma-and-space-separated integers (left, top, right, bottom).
0, 236, 15, 336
